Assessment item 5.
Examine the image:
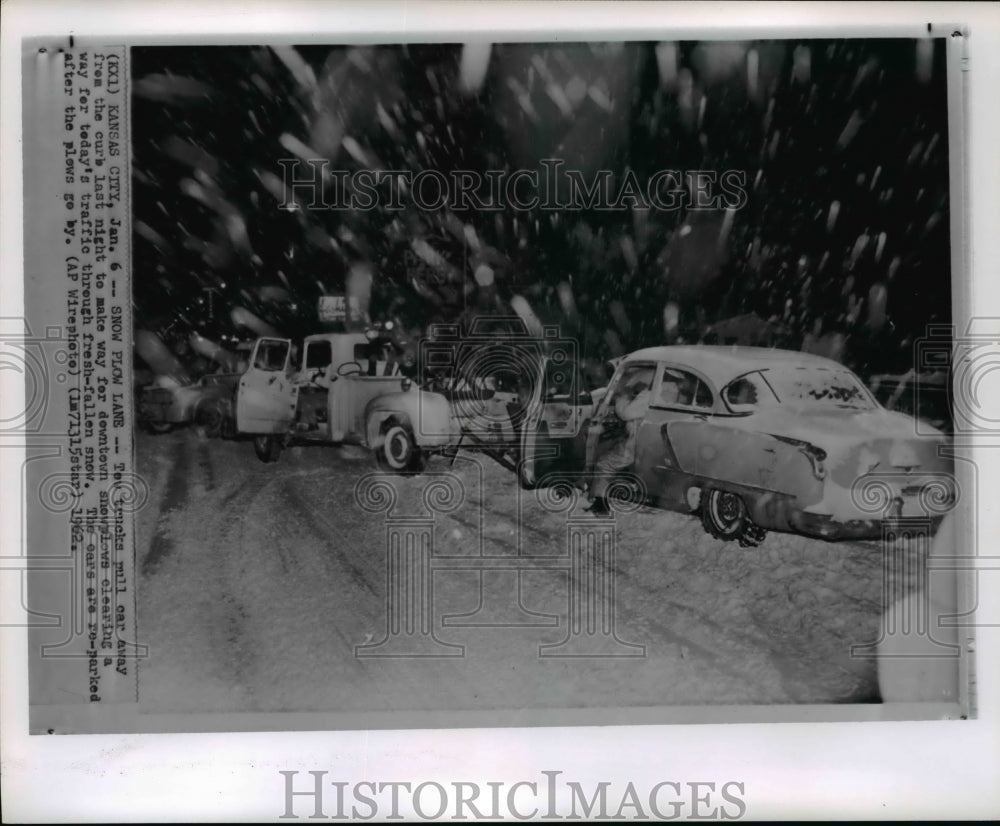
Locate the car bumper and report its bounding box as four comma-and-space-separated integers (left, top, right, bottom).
789, 510, 948, 541
139, 403, 183, 424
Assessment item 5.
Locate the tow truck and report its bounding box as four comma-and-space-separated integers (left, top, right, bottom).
235, 326, 451, 465
236, 317, 596, 478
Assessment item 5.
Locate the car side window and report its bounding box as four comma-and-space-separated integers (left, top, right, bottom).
610, 364, 655, 401
656, 367, 712, 409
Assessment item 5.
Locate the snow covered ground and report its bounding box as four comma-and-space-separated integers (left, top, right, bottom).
134, 427, 940, 716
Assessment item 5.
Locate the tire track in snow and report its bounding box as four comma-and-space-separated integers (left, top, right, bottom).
278, 485, 379, 597
140, 436, 190, 576
267, 477, 438, 710
196, 438, 217, 491
182, 438, 296, 705
205, 467, 315, 708
276, 471, 528, 712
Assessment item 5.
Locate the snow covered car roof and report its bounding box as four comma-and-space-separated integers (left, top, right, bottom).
621, 345, 848, 388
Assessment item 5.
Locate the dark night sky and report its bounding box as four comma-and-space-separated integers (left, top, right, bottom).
130, 38, 952, 379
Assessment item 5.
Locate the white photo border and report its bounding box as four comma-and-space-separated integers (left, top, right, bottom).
3, 1, 999, 821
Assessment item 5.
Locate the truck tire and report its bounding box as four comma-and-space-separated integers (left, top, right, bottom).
253, 434, 283, 463
194, 400, 225, 438
376, 422, 425, 475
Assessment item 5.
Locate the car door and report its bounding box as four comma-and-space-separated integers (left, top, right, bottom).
632, 363, 717, 498
518, 355, 594, 487
661, 370, 800, 496
236, 337, 299, 434
583, 361, 658, 471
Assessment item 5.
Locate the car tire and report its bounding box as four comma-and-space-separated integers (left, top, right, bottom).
377, 422, 424, 475
516, 424, 549, 490
194, 400, 224, 438
701, 488, 751, 541
516, 452, 537, 490
253, 434, 283, 463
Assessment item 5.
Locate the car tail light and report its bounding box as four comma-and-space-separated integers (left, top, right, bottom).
771, 434, 827, 479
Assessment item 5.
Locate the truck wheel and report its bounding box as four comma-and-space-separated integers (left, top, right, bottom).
194, 400, 224, 438
700, 488, 766, 547
253, 434, 283, 463
377, 423, 424, 475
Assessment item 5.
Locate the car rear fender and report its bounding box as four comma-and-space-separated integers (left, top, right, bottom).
665, 420, 823, 500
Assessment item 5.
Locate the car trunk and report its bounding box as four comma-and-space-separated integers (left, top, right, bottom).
782, 409, 954, 521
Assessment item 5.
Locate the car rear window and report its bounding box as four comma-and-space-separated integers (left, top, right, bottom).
722, 372, 780, 410
766, 366, 874, 410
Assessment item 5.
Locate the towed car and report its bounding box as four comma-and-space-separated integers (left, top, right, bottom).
138, 372, 240, 437
520, 345, 955, 545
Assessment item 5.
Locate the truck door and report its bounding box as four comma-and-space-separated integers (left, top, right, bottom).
236, 337, 298, 434
518, 356, 592, 488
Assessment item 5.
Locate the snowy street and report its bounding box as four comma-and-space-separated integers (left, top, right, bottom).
135, 428, 907, 714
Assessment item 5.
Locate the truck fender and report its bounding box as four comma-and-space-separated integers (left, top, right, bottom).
367, 411, 413, 448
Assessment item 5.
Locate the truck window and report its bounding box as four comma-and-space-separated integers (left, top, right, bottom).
253, 340, 289, 371
305, 341, 332, 369
353, 342, 392, 362
354, 341, 396, 376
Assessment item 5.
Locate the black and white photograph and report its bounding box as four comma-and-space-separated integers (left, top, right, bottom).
127, 35, 965, 719
5, 1, 1000, 822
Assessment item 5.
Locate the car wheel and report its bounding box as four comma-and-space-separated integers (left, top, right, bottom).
516, 451, 537, 490
700, 489, 767, 547
145, 420, 172, 435
701, 488, 748, 540
516, 424, 549, 489
253, 434, 283, 463
377, 423, 424, 475
194, 400, 224, 438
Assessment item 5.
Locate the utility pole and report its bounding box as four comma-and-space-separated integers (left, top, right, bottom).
201, 286, 221, 320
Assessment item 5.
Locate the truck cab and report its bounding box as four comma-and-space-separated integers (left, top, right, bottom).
235, 330, 406, 461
